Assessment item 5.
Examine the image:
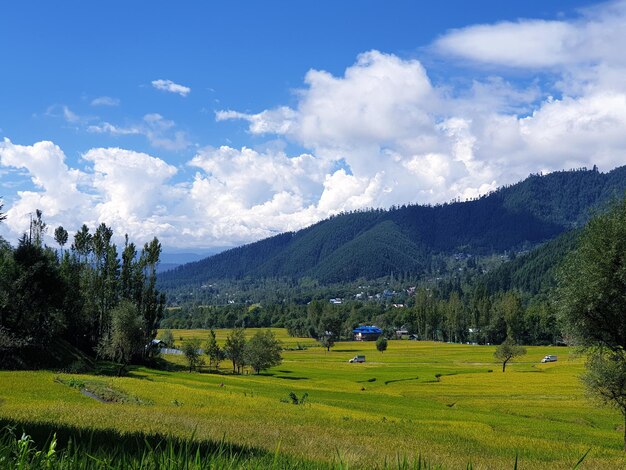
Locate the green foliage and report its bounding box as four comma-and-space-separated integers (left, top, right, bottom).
285, 391, 308, 405
318, 335, 335, 352
181, 338, 203, 372
204, 329, 221, 371
557, 198, 626, 351
224, 328, 247, 374
96, 301, 144, 376
582, 350, 626, 412
557, 197, 626, 449
244, 330, 282, 374
0, 211, 166, 370
494, 338, 526, 372
376, 336, 388, 353
158, 329, 175, 348
53, 226, 68, 250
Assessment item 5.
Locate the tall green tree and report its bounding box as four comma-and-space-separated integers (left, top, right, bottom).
29, 209, 46, 247
96, 300, 143, 376
8, 236, 66, 346
72, 224, 92, 264
54, 225, 68, 253
139, 238, 165, 359
557, 197, 626, 450
91, 223, 119, 340
120, 235, 143, 304
205, 329, 221, 371
244, 330, 282, 374
181, 338, 204, 372
317, 312, 341, 351
224, 328, 246, 373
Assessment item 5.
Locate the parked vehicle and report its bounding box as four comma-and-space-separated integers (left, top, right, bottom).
349, 355, 366, 363
541, 355, 557, 363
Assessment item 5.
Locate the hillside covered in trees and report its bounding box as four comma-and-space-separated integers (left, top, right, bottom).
160, 166, 626, 288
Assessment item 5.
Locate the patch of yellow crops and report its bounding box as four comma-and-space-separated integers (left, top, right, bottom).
1, 335, 625, 469
166, 327, 318, 348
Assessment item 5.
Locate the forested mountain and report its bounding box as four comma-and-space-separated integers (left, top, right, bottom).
160, 166, 626, 288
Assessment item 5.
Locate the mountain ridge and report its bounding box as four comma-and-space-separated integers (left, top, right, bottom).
159, 166, 626, 288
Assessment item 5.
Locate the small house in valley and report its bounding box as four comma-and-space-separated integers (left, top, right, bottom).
353, 326, 383, 341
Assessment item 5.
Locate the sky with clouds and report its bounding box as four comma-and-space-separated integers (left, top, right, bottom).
1, 0, 625, 252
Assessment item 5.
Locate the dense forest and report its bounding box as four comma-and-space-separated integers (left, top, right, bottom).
0, 209, 166, 370
161, 230, 574, 346
159, 166, 626, 287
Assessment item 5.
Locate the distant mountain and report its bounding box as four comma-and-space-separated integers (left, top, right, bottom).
159, 166, 626, 288
481, 229, 580, 296
157, 251, 221, 273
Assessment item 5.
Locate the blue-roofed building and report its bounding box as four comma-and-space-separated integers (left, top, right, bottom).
353, 326, 383, 341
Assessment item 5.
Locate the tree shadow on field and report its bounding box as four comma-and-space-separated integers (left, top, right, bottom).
334, 349, 360, 353
274, 376, 309, 381
384, 376, 420, 385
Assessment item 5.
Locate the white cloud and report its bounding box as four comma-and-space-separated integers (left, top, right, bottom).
434, 20, 578, 69
151, 79, 191, 97
0, 139, 90, 237
91, 96, 120, 107
45, 105, 83, 124
216, 107, 297, 135
88, 114, 190, 151
0, 139, 184, 246
4, 2, 626, 250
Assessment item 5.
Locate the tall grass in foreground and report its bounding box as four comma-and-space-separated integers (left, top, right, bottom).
0, 425, 454, 470
0, 425, 589, 470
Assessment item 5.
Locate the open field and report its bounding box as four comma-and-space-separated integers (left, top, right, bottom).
1, 330, 625, 468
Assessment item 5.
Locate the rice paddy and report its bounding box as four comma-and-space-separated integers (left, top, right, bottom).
1, 329, 624, 469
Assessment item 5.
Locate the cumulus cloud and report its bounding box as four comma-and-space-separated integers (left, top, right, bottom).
91, 96, 120, 106
151, 79, 191, 97
0, 139, 184, 246
0, 138, 90, 236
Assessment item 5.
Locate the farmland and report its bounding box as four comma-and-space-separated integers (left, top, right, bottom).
1, 329, 625, 469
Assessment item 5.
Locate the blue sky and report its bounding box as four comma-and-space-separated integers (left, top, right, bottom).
1, 1, 624, 250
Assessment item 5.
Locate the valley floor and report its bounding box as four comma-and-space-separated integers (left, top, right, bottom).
1, 331, 624, 469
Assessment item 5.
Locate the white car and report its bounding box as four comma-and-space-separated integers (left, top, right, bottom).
349, 355, 366, 363
541, 355, 557, 363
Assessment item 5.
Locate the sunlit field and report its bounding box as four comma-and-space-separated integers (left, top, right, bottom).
1, 330, 624, 469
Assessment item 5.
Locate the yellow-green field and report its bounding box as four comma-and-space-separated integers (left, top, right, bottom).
1, 329, 625, 469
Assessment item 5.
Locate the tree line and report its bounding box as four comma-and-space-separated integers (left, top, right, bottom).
162, 285, 558, 348
0, 208, 165, 373
164, 328, 282, 375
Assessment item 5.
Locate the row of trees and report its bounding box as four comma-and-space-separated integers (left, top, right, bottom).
162, 288, 557, 348
0, 208, 165, 373
177, 329, 282, 375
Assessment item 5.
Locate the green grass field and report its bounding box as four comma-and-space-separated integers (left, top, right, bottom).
1, 329, 624, 468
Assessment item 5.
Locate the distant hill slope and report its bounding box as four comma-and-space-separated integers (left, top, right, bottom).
159, 166, 626, 287
482, 229, 580, 296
